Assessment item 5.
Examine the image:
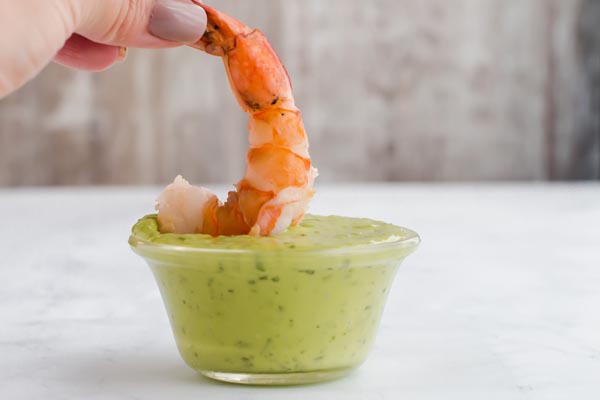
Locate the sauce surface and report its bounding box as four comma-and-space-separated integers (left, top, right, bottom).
132, 214, 416, 251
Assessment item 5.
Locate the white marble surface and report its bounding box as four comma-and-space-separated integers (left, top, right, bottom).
1, 184, 599, 399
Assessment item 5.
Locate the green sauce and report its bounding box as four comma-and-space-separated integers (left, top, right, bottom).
130, 214, 419, 374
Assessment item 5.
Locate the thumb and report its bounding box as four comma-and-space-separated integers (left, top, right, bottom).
54, 0, 207, 71
74, 0, 207, 48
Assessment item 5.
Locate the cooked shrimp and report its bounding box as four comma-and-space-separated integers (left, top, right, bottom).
156, 3, 317, 236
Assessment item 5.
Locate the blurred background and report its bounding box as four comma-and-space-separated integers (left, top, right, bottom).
0, 0, 598, 186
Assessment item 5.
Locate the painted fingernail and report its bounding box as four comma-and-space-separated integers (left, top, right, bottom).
149, 0, 207, 43
117, 47, 128, 62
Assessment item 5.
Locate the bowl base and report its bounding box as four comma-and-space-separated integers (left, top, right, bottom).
200, 368, 353, 386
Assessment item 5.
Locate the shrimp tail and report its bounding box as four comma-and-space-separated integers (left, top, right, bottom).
190, 3, 248, 56
192, 3, 294, 113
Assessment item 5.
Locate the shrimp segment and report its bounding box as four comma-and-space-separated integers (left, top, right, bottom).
156, 3, 317, 236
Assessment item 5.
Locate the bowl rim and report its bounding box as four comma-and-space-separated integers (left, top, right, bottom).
129, 233, 420, 256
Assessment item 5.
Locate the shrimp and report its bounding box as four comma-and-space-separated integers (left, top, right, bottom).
156, 3, 317, 236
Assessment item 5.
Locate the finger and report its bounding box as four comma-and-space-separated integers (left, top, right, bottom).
74, 0, 207, 48
0, 0, 206, 98
0, 0, 77, 97
53, 34, 127, 71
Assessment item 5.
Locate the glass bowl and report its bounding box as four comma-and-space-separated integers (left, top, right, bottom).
129, 215, 420, 385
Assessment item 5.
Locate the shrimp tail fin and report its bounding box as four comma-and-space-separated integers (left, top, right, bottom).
190, 2, 250, 56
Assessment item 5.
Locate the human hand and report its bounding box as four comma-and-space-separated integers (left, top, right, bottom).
0, 0, 207, 98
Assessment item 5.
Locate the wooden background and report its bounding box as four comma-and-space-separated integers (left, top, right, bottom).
0, 0, 598, 186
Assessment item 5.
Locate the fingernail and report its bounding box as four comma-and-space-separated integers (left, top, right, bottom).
117, 47, 128, 62
149, 0, 207, 43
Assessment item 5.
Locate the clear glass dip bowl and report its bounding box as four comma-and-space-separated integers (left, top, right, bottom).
129, 214, 420, 385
